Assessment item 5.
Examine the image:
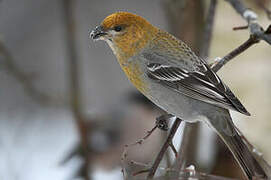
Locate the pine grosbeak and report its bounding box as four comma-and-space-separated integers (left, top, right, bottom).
90, 12, 267, 179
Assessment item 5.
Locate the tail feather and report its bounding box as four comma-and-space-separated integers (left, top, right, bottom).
220, 130, 267, 179
207, 110, 267, 180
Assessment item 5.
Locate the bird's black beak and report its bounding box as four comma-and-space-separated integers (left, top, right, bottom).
90, 25, 107, 40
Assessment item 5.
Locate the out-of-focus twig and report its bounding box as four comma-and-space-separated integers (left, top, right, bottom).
163, 0, 187, 36
62, 0, 92, 179
224, 0, 271, 45
0, 41, 53, 105
262, 7, 271, 20
200, 0, 217, 59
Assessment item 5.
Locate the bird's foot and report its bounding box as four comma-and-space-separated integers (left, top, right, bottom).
155, 114, 175, 131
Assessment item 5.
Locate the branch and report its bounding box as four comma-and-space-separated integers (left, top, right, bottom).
224, 0, 248, 17
121, 124, 158, 179
163, 0, 187, 36
147, 118, 182, 179
211, 0, 271, 72
210, 35, 259, 72
225, 0, 271, 45
0, 41, 54, 105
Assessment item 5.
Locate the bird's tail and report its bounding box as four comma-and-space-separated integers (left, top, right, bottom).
207, 110, 268, 180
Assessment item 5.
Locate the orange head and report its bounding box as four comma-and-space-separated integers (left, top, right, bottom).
90, 12, 158, 59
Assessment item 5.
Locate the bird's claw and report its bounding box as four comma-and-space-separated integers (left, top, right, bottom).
155, 114, 174, 131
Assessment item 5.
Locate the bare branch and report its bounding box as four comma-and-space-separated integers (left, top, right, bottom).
121, 114, 177, 179
233, 25, 248, 30
147, 118, 182, 179
210, 35, 259, 72
169, 141, 178, 158
224, 0, 248, 17
211, 1, 271, 72
225, 0, 271, 45
121, 124, 158, 179
126, 125, 157, 147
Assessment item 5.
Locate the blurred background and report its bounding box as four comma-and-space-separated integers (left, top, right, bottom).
0, 0, 270, 180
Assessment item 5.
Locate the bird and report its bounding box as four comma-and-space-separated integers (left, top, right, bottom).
90, 12, 267, 179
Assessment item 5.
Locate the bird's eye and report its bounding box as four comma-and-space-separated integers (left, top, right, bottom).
114, 26, 122, 32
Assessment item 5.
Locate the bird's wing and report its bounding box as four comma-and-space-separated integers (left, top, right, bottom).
146, 62, 250, 115
141, 30, 203, 70
142, 30, 249, 115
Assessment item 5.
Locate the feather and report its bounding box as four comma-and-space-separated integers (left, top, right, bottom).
146, 62, 250, 115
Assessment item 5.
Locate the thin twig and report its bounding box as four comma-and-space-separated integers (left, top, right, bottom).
211, 1, 271, 72
224, 0, 248, 16
128, 125, 158, 146
147, 118, 182, 179
121, 115, 175, 179
169, 141, 178, 158
133, 169, 151, 176
225, 0, 271, 45
233, 25, 249, 31
121, 124, 158, 179
210, 35, 259, 72
211, 0, 271, 72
